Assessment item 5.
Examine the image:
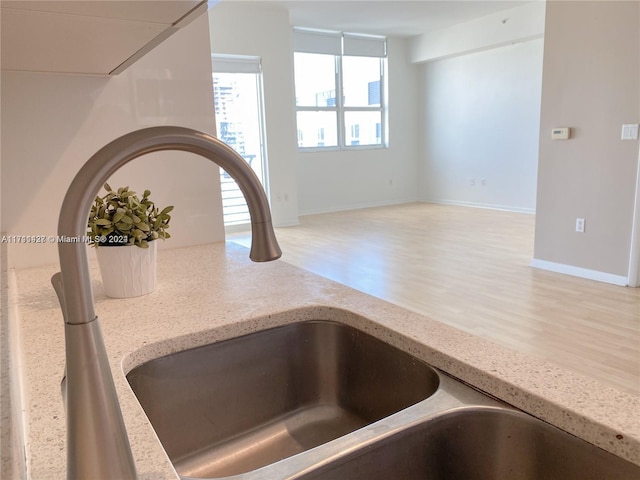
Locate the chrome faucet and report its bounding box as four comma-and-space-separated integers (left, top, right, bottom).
51, 126, 282, 479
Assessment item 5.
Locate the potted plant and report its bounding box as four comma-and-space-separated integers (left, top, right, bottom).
87, 183, 173, 298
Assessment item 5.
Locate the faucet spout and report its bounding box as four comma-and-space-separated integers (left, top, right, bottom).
54, 126, 281, 479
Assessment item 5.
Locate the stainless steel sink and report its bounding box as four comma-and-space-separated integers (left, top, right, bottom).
298, 407, 640, 480
127, 318, 640, 480
126, 320, 440, 478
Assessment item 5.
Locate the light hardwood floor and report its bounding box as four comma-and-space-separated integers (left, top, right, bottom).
231, 203, 640, 396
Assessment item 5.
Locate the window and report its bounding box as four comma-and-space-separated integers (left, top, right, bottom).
293, 28, 387, 150
212, 54, 269, 228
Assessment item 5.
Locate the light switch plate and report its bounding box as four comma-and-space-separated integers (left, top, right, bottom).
621, 124, 639, 140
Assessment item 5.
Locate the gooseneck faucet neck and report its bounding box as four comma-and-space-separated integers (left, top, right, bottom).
53, 126, 281, 479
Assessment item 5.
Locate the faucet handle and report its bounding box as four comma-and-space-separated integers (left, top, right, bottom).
51, 272, 68, 405
51, 272, 68, 324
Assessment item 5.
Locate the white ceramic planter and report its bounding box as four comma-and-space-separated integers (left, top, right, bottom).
95, 241, 157, 298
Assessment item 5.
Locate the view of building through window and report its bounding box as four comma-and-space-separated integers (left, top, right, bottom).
293, 31, 387, 150
213, 71, 267, 226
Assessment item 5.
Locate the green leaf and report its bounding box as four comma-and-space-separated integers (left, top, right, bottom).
112, 210, 125, 223
88, 184, 172, 247
116, 222, 133, 231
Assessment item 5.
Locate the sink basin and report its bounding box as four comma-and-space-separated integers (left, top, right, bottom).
298, 407, 640, 480
127, 317, 640, 480
127, 320, 440, 478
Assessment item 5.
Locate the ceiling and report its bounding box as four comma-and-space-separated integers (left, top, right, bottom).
271, 0, 533, 37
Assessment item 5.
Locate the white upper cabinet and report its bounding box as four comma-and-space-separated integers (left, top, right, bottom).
1, 0, 208, 75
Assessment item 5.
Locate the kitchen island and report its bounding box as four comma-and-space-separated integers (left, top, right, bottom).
10, 242, 640, 478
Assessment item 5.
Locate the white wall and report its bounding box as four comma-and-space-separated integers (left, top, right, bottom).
208, 2, 300, 227
297, 37, 421, 215
418, 38, 544, 212
209, 2, 421, 218
409, 1, 545, 64
1, 15, 221, 269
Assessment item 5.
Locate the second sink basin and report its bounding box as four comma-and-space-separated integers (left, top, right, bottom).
127, 320, 440, 478
298, 407, 640, 480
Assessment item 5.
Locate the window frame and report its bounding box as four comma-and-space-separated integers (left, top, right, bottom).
293, 29, 388, 152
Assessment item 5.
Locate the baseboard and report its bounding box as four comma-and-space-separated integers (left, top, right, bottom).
225, 219, 301, 233
421, 198, 536, 215
530, 259, 629, 286
298, 198, 418, 217
274, 219, 302, 228
298, 198, 534, 218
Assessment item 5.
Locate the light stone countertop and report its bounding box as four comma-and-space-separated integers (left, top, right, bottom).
13, 242, 640, 478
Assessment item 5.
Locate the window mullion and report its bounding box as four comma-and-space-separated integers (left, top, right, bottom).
381, 57, 388, 146
296, 106, 338, 112
343, 106, 383, 112
336, 54, 345, 149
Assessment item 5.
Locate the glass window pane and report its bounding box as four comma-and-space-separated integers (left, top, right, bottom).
344, 111, 382, 146
342, 56, 382, 107
296, 111, 338, 148
213, 71, 268, 226
294, 53, 337, 107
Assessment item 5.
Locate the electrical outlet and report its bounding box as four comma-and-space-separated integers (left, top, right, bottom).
576, 218, 585, 233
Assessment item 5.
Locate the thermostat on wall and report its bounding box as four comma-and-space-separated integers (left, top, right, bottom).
551, 127, 570, 140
